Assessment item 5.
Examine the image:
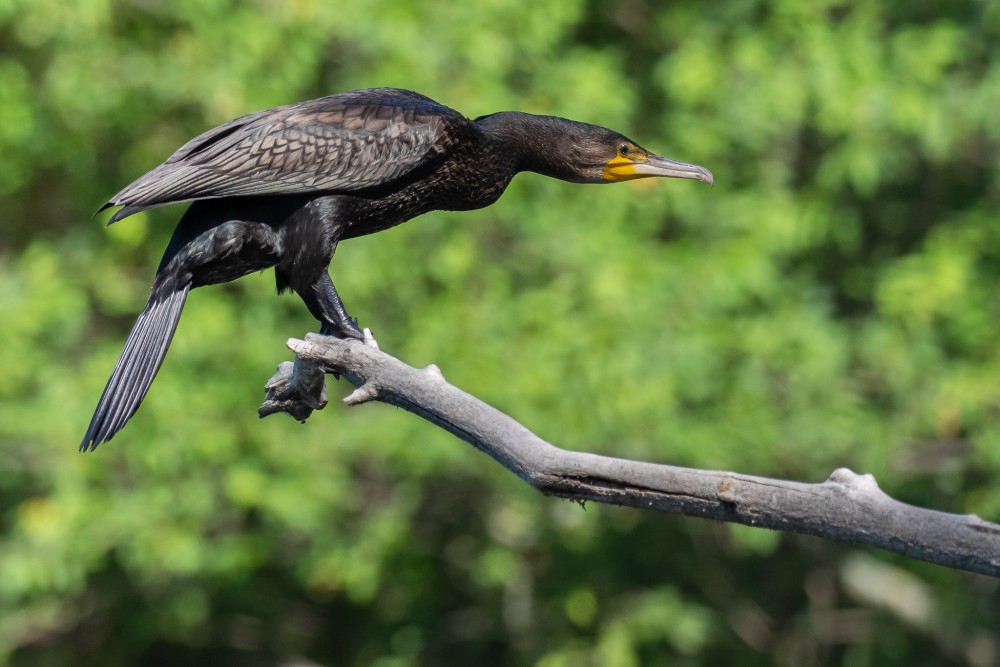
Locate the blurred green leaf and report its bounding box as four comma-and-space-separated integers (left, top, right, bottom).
2, 0, 999, 665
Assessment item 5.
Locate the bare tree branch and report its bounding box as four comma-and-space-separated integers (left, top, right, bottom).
259, 333, 1000, 578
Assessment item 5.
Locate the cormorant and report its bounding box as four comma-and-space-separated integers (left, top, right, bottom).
81, 87, 713, 451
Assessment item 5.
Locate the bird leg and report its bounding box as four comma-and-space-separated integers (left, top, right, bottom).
299, 272, 365, 340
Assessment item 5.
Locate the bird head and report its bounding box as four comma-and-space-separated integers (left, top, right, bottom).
599, 135, 714, 186
475, 111, 715, 185
550, 121, 714, 186
477, 113, 713, 187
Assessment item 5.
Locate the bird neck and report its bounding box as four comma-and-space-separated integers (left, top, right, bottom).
475, 112, 586, 183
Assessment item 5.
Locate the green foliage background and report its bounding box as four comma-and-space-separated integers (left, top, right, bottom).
2, 0, 999, 664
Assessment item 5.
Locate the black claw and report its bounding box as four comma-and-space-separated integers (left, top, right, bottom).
341, 323, 365, 340
319, 320, 364, 340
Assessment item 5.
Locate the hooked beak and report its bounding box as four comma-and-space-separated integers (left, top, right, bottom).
603, 153, 714, 186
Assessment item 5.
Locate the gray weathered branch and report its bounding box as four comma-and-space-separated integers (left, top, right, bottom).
259, 333, 1000, 578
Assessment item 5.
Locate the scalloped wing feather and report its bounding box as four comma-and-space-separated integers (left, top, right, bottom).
102, 89, 462, 223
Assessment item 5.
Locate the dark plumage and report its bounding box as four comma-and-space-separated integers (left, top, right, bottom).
82, 87, 713, 450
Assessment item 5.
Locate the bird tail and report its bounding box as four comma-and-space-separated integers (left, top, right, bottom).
81, 286, 190, 451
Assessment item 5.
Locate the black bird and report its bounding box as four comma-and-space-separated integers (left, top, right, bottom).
82, 87, 713, 451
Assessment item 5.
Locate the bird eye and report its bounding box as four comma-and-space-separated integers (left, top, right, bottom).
618, 143, 630, 157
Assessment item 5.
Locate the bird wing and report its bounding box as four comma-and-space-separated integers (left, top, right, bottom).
102, 88, 463, 223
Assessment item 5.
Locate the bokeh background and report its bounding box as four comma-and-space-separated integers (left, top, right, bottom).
2, 0, 1000, 665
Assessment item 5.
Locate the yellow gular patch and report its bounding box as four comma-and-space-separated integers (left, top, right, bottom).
602, 155, 645, 182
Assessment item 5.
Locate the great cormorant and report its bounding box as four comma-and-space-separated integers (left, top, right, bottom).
82, 87, 713, 451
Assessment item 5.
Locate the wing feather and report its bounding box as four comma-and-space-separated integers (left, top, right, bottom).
103, 88, 464, 223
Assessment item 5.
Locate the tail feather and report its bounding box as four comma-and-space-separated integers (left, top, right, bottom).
81, 287, 190, 451
97, 308, 160, 441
